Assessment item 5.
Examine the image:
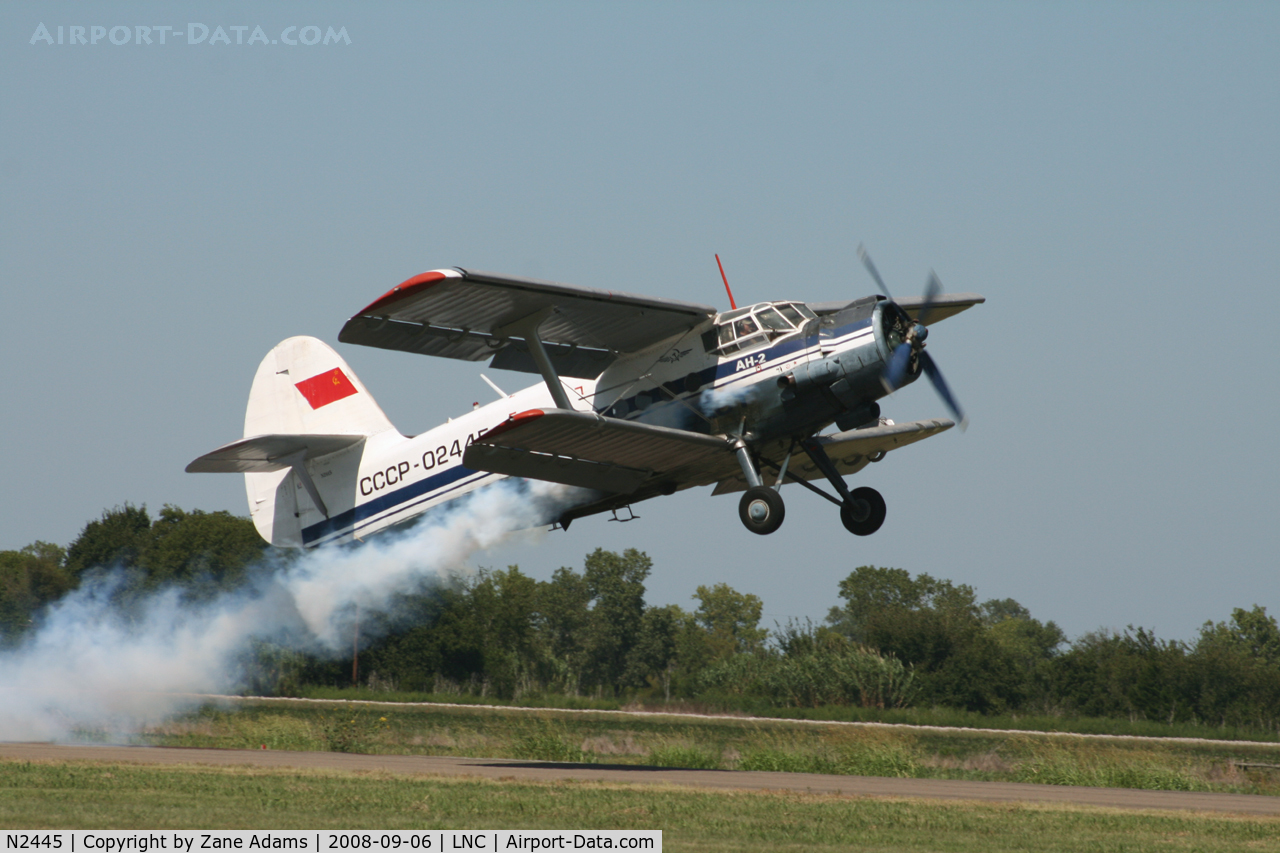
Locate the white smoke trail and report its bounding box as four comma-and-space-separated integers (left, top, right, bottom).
0, 479, 576, 742
698, 380, 761, 415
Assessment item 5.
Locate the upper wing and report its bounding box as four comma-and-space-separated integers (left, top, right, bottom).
338, 268, 718, 379
463, 409, 736, 495
711, 418, 954, 494
808, 293, 985, 324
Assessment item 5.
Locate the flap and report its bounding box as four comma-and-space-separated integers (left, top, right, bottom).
186, 434, 366, 473
463, 408, 734, 494
338, 268, 717, 376
487, 338, 614, 379
464, 444, 653, 494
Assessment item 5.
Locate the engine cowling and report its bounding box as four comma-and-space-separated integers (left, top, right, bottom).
778, 298, 917, 429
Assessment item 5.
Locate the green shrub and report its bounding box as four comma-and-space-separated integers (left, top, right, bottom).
513, 724, 586, 763
1014, 746, 1207, 791
319, 711, 389, 753
645, 745, 721, 769
698, 636, 917, 710
740, 740, 919, 778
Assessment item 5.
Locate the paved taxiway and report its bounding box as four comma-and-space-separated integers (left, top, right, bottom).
4, 742, 1279, 816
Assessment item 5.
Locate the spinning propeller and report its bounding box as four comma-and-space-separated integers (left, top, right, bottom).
857, 244, 967, 428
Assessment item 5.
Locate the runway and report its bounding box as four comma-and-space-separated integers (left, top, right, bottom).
4, 742, 1279, 816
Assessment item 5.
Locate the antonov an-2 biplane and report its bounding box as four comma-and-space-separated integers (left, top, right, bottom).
188, 250, 983, 547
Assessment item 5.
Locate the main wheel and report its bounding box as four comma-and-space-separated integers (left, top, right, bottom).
840, 486, 886, 536
739, 486, 785, 535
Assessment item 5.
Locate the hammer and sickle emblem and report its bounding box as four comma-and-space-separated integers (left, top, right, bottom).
332, 372, 341, 385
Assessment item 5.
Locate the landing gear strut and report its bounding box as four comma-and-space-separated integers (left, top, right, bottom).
734, 440, 786, 535
733, 437, 888, 536
799, 437, 888, 537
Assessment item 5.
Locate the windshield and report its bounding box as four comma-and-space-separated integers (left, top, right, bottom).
712, 301, 808, 354
755, 307, 792, 332
777, 303, 806, 325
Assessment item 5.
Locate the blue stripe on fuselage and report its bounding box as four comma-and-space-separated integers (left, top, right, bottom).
609, 316, 874, 420
300, 462, 493, 546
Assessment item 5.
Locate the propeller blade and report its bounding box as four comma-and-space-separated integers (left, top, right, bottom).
917, 270, 943, 326
883, 342, 914, 392
857, 243, 893, 299
919, 351, 967, 429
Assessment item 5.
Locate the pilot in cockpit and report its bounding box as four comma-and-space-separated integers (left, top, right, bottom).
734, 316, 759, 338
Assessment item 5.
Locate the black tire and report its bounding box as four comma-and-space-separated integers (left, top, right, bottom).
739, 486, 785, 535
840, 486, 886, 536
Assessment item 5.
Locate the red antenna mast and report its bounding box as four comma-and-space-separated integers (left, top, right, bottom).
715, 254, 737, 310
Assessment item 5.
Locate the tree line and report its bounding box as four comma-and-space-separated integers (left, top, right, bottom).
4, 504, 1279, 730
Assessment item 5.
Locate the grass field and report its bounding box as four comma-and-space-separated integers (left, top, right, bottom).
297, 685, 1280, 743
120, 699, 1280, 796
4, 757, 1280, 852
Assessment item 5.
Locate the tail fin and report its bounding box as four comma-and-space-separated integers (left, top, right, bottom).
244, 336, 394, 438
188, 336, 397, 547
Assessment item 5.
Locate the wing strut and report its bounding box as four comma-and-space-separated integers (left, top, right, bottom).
276, 449, 331, 518
494, 309, 574, 410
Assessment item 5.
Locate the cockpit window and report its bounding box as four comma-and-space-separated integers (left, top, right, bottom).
755, 307, 792, 332
712, 301, 809, 355
776, 303, 805, 326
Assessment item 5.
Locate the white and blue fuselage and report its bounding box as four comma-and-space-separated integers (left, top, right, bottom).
292, 299, 889, 547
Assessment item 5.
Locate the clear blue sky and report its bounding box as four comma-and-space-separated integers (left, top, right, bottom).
3, 2, 1277, 642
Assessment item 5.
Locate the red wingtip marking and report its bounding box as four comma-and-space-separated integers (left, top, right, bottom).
478, 409, 546, 441
716, 254, 736, 310
356, 270, 450, 315
295, 367, 359, 410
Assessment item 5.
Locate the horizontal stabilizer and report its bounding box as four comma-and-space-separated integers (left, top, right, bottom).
464, 409, 734, 495
185, 434, 365, 473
